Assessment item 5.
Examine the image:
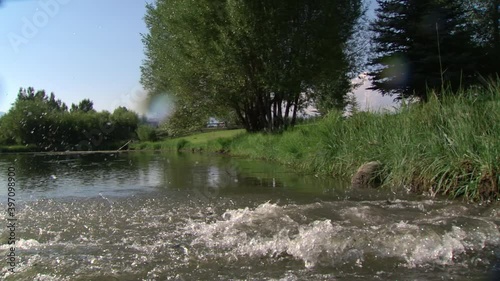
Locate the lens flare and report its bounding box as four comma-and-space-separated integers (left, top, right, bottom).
146, 94, 175, 121
381, 55, 410, 88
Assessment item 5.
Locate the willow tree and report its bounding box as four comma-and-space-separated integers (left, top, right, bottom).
141, 0, 362, 132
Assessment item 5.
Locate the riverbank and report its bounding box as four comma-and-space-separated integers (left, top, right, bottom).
0, 141, 130, 154
130, 129, 246, 152
131, 86, 499, 201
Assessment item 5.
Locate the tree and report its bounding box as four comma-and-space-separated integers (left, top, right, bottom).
161, 98, 210, 136
78, 99, 95, 113
70, 99, 95, 113
0, 114, 16, 145
463, 0, 499, 47
110, 107, 139, 141
141, 0, 362, 132
1, 87, 140, 150
4, 98, 53, 147
17, 87, 36, 101
369, 0, 480, 101
47, 92, 67, 112
136, 125, 158, 142
462, 0, 500, 75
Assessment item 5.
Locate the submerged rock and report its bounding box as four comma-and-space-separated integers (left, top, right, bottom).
351, 161, 384, 189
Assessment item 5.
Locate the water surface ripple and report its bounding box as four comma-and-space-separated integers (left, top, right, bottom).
0, 152, 498, 280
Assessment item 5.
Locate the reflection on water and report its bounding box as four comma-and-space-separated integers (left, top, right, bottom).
0, 152, 354, 202
0, 152, 498, 280
0, 153, 162, 199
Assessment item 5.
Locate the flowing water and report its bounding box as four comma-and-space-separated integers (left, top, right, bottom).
0, 152, 498, 280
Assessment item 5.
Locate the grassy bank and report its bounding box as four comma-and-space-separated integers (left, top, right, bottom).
132, 87, 499, 201
130, 129, 246, 152
0, 142, 131, 154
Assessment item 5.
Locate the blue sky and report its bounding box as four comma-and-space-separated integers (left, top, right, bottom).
0, 0, 151, 113
0, 0, 390, 115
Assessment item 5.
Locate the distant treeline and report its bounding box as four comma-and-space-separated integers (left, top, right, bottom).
0, 87, 140, 151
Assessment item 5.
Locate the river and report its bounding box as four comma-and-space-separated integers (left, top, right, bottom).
0, 152, 498, 280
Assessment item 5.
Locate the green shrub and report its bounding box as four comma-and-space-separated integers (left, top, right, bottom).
216, 137, 232, 150
176, 139, 190, 151
137, 125, 158, 142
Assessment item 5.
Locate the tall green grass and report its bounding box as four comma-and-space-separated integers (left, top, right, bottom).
131, 84, 499, 201
228, 85, 499, 201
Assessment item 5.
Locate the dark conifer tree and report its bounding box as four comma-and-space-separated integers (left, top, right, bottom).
462, 0, 500, 76
369, 0, 479, 101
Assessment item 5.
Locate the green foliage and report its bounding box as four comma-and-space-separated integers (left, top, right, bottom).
463, 1, 499, 43
369, 0, 480, 100
216, 137, 231, 149
176, 139, 189, 151
130, 129, 245, 151
69, 98, 95, 113
0, 114, 17, 145
0, 87, 140, 151
141, 0, 362, 132
110, 107, 139, 141
160, 98, 209, 137
137, 125, 158, 142
77, 99, 95, 113
462, 0, 500, 75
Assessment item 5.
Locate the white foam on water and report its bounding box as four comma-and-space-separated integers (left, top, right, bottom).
286, 220, 344, 269
0, 238, 41, 250
187, 202, 359, 268
18, 238, 41, 249
276, 272, 300, 281
33, 274, 71, 281
188, 202, 298, 249
391, 225, 468, 268
186, 202, 500, 269
3, 196, 497, 279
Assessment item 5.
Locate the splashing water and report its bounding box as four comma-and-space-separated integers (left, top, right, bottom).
186, 201, 499, 272
0, 153, 498, 280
